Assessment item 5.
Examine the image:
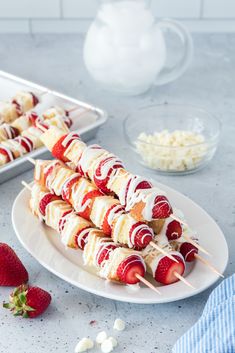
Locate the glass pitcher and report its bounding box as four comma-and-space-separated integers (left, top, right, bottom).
83, 0, 193, 95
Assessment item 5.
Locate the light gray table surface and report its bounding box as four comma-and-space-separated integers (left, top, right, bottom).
0, 33, 234, 353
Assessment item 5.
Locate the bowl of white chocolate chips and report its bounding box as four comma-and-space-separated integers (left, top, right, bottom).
124, 104, 221, 174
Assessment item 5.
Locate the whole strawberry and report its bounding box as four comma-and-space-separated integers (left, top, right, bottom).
0, 243, 28, 286
3, 284, 51, 318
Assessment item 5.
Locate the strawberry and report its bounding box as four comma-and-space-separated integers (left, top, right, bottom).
135, 180, 152, 191
3, 284, 51, 318
117, 255, 145, 284
154, 255, 185, 285
102, 204, 124, 235
0, 243, 28, 286
129, 222, 153, 249
77, 190, 103, 220
58, 210, 73, 233
152, 195, 172, 219
166, 220, 182, 241
61, 176, 80, 203
28, 112, 39, 125
0, 147, 13, 162
15, 136, 33, 153
30, 92, 39, 106
39, 193, 60, 216
7, 126, 19, 139
180, 242, 198, 262
96, 244, 117, 266
12, 99, 22, 116
75, 227, 91, 250
51, 134, 80, 162
94, 156, 123, 193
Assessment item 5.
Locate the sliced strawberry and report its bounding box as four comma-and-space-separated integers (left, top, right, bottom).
61, 176, 80, 203
152, 195, 172, 219
7, 126, 19, 139
39, 193, 60, 216
58, 210, 73, 233
15, 137, 33, 153
135, 180, 152, 191
74, 227, 91, 250
166, 220, 182, 241
51, 134, 80, 162
0, 147, 12, 162
31, 92, 39, 107
117, 255, 145, 284
94, 156, 123, 193
44, 162, 61, 185
77, 190, 103, 220
154, 255, 185, 285
129, 222, 153, 249
102, 204, 124, 236
96, 244, 117, 266
28, 112, 39, 125
180, 242, 198, 262
12, 99, 22, 116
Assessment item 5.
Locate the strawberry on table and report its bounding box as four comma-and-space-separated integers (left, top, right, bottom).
0, 243, 28, 286
3, 284, 51, 318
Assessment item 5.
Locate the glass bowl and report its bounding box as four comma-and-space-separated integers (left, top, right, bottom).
123, 104, 221, 175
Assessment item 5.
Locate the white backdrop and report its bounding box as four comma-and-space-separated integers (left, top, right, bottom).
0, 0, 235, 33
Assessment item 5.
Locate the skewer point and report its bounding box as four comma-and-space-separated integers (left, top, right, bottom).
21, 180, 32, 191
195, 253, 224, 278
174, 272, 195, 289
135, 273, 161, 294
27, 157, 36, 165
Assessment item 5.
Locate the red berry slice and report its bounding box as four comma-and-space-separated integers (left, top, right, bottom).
166, 220, 182, 241
28, 112, 39, 125
129, 222, 153, 249
180, 242, 198, 262
102, 204, 124, 236
117, 255, 145, 284
94, 156, 123, 193
6, 126, 19, 139
30, 92, 39, 106
135, 180, 152, 190
58, 210, 72, 233
75, 227, 91, 250
51, 134, 80, 162
39, 193, 60, 216
15, 137, 33, 153
96, 244, 117, 266
154, 255, 185, 285
61, 176, 80, 203
152, 195, 172, 219
0, 147, 13, 162
12, 99, 22, 116
77, 190, 103, 220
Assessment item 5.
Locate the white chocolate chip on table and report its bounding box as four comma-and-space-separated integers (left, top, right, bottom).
74, 337, 94, 353
96, 331, 108, 344
113, 318, 126, 331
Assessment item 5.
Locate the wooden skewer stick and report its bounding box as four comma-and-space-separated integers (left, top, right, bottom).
174, 272, 195, 289
135, 274, 161, 294
21, 180, 32, 191
150, 241, 179, 263
194, 253, 224, 278
170, 214, 211, 257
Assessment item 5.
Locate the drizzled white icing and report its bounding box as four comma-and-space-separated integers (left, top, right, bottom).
78, 145, 104, 177
62, 132, 80, 148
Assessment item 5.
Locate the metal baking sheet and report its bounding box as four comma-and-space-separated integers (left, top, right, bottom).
0, 71, 107, 183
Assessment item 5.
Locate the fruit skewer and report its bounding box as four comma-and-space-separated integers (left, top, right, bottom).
0, 109, 71, 166
0, 91, 39, 124
38, 127, 210, 257
29, 158, 180, 264
40, 128, 173, 222
24, 181, 160, 293
23, 181, 193, 289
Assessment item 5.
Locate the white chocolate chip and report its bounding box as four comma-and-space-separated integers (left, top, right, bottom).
108, 337, 118, 348
74, 337, 94, 352
101, 339, 113, 353
96, 331, 108, 344
113, 318, 125, 331
135, 129, 208, 172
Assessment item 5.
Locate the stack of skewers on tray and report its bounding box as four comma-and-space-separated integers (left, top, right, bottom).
0, 90, 81, 167
22, 125, 223, 294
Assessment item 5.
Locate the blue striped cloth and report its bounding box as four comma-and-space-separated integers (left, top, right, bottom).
173, 275, 235, 353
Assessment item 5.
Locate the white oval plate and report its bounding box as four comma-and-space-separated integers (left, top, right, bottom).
12, 182, 228, 304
